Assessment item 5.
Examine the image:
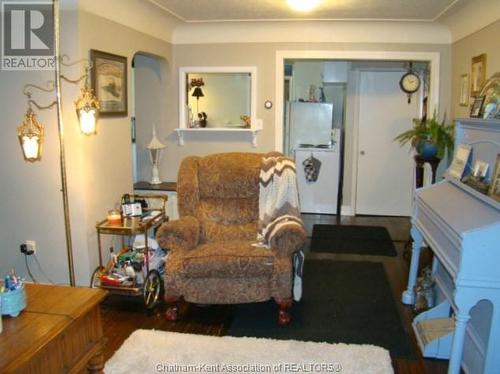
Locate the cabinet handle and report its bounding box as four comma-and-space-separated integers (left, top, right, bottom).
360, 150, 365, 155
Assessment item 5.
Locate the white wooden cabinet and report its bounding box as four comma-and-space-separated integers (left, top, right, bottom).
402, 118, 500, 374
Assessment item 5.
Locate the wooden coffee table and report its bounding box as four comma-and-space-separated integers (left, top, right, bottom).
0, 284, 107, 373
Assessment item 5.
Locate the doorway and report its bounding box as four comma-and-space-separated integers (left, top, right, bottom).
132, 53, 167, 184
276, 52, 438, 216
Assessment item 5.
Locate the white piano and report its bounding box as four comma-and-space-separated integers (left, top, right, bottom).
402, 118, 500, 374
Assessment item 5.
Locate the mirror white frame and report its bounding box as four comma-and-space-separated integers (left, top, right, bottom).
178, 66, 258, 130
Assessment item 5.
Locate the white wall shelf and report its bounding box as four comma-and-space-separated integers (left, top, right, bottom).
174, 127, 262, 147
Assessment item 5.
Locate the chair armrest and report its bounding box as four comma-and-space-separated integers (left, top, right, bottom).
270, 224, 307, 257
156, 216, 200, 252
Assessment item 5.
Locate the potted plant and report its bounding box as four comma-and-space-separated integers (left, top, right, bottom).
394, 112, 454, 161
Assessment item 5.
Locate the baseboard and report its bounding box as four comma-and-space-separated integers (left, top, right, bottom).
341, 205, 354, 216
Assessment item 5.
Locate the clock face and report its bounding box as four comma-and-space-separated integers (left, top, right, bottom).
400, 72, 421, 94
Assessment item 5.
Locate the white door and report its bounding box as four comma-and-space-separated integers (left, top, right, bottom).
355, 71, 418, 216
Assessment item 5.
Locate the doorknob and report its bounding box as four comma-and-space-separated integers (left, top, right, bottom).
360, 150, 365, 155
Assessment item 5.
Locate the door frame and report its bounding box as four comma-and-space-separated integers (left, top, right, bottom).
274, 50, 440, 215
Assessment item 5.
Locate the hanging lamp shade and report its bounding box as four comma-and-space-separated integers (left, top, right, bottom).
17, 108, 44, 162
74, 84, 100, 135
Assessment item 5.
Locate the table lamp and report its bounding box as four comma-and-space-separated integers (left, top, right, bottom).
146, 125, 166, 185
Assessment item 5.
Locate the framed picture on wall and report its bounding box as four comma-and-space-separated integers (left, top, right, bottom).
471, 53, 487, 97
90, 49, 128, 116
459, 74, 469, 106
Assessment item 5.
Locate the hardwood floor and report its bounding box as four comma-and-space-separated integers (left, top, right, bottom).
100, 214, 448, 373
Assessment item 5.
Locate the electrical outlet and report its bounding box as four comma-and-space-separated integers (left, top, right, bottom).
25, 240, 36, 255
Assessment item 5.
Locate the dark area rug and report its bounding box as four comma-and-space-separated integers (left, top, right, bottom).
310, 224, 397, 256
227, 260, 414, 358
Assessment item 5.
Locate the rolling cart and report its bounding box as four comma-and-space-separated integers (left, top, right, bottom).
91, 195, 168, 309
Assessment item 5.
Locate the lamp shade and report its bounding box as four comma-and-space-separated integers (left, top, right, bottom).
191, 87, 204, 99
146, 126, 166, 150
74, 85, 100, 135
17, 109, 44, 162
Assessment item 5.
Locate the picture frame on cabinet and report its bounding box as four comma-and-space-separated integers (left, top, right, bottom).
470, 96, 485, 118
447, 144, 472, 180
471, 53, 487, 96
459, 73, 469, 106
472, 160, 489, 178
488, 154, 500, 202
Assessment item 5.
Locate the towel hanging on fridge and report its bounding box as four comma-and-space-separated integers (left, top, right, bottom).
303, 154, 322, 182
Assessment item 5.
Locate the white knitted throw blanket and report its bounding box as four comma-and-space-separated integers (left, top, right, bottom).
257, 152, 304, 247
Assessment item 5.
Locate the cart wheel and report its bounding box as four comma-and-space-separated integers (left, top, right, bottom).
90, 266, 105, 288
143, 270, 163, 309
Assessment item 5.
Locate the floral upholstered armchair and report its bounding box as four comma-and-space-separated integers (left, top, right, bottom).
156, 152, 306, 325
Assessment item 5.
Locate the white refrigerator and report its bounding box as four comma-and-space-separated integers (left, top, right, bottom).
285, 102, 341, 215
286, 102, 334, 154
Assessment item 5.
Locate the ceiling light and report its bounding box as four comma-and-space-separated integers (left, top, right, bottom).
287, 0, 320, 12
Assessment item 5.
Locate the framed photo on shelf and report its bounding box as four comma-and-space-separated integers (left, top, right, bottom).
471, 53, 486, 96
447, 144, 472, 180
472, 160, 489, 178
90, 49, 128, 116
470, 96, 485, 118
459, 73, 469, 106
488, 154, 500, 202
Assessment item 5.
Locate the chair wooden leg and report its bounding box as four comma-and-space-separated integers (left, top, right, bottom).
165, 297, 180, 321
276, 298, 293, 326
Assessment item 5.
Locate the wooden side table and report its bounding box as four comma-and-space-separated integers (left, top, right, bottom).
0, 284, 107, 373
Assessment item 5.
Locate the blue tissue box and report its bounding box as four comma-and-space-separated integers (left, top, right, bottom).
1, 285, 27, 317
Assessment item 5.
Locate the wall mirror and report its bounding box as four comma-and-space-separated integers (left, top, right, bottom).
179, 66, 257, 129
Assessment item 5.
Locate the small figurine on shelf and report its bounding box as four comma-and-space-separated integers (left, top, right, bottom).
240, 115, 251, 128
196, 112, 207, 128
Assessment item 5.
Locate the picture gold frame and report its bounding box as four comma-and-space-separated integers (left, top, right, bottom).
471, 53, 487, 97
90, 49, 128, 117
459, 73, 469, 106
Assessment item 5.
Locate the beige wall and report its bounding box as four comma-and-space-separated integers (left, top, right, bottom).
0, 8, 173, 286
76, 11, 172, 284
160, 42, 451, 211
0, 9, 81, 284
451, 19, 500, 119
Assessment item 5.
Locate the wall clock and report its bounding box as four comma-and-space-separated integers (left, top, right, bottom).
400, 64, 421, 104
264, 100, 273, 109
